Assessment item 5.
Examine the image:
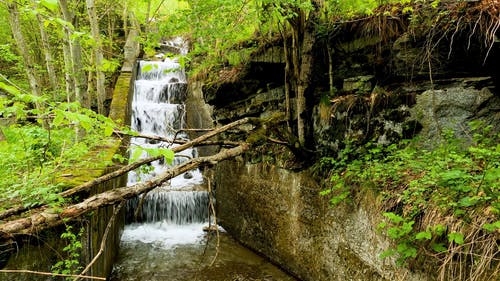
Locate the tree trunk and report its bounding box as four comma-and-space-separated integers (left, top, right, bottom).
328, 46, 334, 96
61, 36, 74, 102
0, 117, 255, 220
59, 0, 88, 107
34, 2, 58, 94
0, 145, 249, 236
280, 23, 293, 134
7, 2, 42, 105
296, 0, 321, 146
86, 0, 106, 114
122, 2, 129, 38
145, 0, 152, 34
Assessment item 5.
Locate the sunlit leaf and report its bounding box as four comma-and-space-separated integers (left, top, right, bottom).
448, 232, 464, 245
159, 148, 175, 165
40, 0, 59, 12
415, 231, 432, 240
483, 221, 500, 232
0, 81, 21, 96
383, 212, 404, 224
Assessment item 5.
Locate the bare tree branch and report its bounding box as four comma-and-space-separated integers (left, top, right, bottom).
0, 269, 106, 280
0, 117, 254, 220
0, 144, 249, 236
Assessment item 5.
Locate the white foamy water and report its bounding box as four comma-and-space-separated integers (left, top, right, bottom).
121, 222, 206, 249
124, 39, 208, 246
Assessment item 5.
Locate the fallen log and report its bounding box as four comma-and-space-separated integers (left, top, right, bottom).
0, 144, 249, 236
0, 117, 254, 220
62, 117, 252, 199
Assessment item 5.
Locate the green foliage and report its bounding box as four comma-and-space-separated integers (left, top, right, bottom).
52, 225, 84, 279
157, 0, 259, 77
40, 0, 59, 12
130, 146, 175, 164
0, 95, 120, 211
321, 122, 500, 263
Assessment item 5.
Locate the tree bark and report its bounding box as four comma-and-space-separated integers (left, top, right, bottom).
280, 23, 293, 134
0, 117, 254, 220
59, 0, 87, 106
328, 46, 335, 97
115, 130, 242, 147
0, 145, 249, 236
296, 0, 321, 146
7, 2, 42, 105
33, 2, 58, 93
32, 0, 59, 93
86, 0, 106, 114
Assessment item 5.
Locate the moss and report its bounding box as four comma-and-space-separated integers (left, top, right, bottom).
338, 36, 382, 53
246, 127, 267, 146
58, 70, 132, 189
56, 139, 121, 189
109, 72, 132, 126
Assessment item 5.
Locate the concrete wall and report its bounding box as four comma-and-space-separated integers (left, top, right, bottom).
215, 161, 427, 281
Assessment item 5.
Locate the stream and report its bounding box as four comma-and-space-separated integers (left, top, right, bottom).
109, 42, 296, 281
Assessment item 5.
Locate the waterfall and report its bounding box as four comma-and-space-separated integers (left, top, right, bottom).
122, 44, 209, 248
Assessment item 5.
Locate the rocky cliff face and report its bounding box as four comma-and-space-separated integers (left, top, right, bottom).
199, 17, 500, 281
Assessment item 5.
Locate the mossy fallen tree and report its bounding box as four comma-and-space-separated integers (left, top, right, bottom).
0, 117, 254, 221
0, 144, 249, 237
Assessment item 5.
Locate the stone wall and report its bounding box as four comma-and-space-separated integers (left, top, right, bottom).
211, 21, 500, 281
216, 161, 427, 281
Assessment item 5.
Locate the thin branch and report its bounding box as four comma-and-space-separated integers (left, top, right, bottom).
0, 269, 106, 280
207, 175, 220, 267
0, 117, 254, 220
75, 201, 124, 281
116, 130, 242, 147
0, 144, 250, 236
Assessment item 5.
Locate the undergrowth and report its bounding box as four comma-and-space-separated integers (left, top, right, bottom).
321, 121, 500, 280
0, 99, 119, 212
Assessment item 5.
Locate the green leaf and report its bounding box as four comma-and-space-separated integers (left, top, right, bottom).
329, 191, 349, 206
431, 243, 447, 253
447, 232, 464, 245
52, 110, 65, 127
159, 148, 174, 165
103, 125, 114, 137
483, 221, 500, 232
387, 227, 401, 239
397, 242, 417, 258
433, 224, 447, 236
319, 189, 331, 196
383, 212, 404, 224
130, 147, 143, 162
141, 63, 158, 73
458, 196, 479, 207
0, 81, 21, 96
40, 0, 59, 12
379, 249, 396, 259
415, 231, 432, 240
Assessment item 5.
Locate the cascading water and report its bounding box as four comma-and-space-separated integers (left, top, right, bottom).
121, 43, 209, 248
110, 39, 296, 281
